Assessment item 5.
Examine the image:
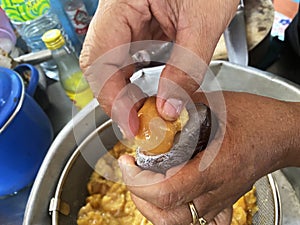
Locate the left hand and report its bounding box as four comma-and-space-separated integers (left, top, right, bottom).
118, 91, 300, 225
120, 152, 234, 225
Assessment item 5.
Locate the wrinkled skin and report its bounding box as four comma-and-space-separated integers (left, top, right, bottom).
80, 0, 239, 138
118, 92, 300, 225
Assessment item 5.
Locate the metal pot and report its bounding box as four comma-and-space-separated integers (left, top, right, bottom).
0, 64, 53, 197
23, 61, 300, 225
49, 120, 282, 225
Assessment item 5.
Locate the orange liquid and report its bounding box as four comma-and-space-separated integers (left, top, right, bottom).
134, 97, 188, 155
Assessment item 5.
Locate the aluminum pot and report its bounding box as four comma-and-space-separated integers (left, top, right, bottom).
0, 64, 53, 197
23, 61, 300, 225
49, 120, 282, 225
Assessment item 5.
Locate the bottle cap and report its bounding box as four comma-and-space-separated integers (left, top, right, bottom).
42, 29, 65, 50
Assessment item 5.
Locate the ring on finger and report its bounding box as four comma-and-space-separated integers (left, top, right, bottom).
188, 201, 199, 224
188, 201, 207, 225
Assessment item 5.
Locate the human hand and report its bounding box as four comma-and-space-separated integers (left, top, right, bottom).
118, 91, 300, 225
80, 0, 239, 138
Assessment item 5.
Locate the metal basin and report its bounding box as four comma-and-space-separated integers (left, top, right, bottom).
50, 119, 281, 225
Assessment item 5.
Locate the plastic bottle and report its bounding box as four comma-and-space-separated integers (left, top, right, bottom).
0, 0, 72, 80
64, 0, 90, 44
42, 29, 93, 109
0, 7, 17, 54
82, 0, 98, 16
50, 0, 82, 55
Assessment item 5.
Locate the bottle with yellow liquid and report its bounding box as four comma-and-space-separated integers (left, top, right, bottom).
42, 29, 93, 109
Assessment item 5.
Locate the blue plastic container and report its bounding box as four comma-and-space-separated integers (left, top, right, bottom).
0, 64, 53, 197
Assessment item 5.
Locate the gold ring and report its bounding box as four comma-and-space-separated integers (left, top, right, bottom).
188, 202, 199, 225
188, 201, 207, 225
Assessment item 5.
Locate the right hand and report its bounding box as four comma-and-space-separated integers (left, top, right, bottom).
118, 91, 300, 225
80, 0, 239, 138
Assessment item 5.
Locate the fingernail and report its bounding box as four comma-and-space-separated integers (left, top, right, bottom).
118, 156, 126, 171
118, 156, 136, 182
162, 98, 183, 120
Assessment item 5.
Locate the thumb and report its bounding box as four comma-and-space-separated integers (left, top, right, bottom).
156, 33, 217, 121
156, 0, 238, 121
156, 44, 210, 121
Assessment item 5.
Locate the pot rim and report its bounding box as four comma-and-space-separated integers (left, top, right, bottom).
0, 72, 25, 133
50, 119, 113, 224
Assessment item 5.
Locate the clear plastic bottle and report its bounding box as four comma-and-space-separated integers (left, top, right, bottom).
0, 0, 72, 80
42, 29, 93, 109
64, 0, 90, 44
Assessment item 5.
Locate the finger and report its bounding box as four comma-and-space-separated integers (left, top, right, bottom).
156, 0, 238, 121
110, 81, 147, 138
118, 95, 228, 208
119, 153, 211, 209
80, 3, 137, 136
86, 58, 146, 137
131, 193, 193, 225
119, 154, 184, 209
80, 1, 132, 72
80, 0, 157, 72
118, 154, 166, 187
191, 194, 233, 225
208, 208, 233, 225
191, 92, 209, 106
131, 193, 232, 225
156, 52, 207, 121
79, 1, 151, 137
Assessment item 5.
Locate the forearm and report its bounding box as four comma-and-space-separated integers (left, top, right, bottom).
192, 92, 300, 175
254, 99, 300, 171
283, 101, 300, 167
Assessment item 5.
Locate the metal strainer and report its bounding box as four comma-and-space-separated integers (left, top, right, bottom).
252, 174, 281, 225
49, 120, 281, 225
